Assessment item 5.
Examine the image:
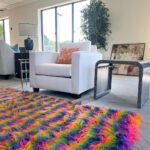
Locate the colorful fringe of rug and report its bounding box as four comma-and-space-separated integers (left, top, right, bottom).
0, 88, 142, 150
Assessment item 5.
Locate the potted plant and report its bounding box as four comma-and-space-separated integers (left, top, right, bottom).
81, 0, 111, 50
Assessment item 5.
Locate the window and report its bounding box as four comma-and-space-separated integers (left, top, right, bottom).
74, 1, 89, 42
57, 5, 72, 50
41, 0, 89, 51
0, 20, 4, 40
42, 9, 56, 52
0, 18, 10, 44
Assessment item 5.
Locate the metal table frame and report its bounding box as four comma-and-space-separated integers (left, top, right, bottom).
94, 60, 150, 108
19, 59, 29, 91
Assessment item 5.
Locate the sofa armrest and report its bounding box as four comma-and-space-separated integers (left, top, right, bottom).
30, 51, 59, 88
72, 51, 102, 94
0, 43, 14, 75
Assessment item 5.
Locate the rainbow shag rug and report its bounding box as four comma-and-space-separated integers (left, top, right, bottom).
0, 88, 142, 150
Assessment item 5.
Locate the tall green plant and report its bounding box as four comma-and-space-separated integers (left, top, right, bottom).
81, 0, 111, 50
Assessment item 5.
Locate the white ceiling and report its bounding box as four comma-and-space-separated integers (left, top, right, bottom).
0, 0, 38, 10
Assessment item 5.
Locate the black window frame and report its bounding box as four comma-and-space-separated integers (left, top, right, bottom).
41, 0, 87, 52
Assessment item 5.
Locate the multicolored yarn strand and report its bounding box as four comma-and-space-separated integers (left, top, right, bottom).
0, 88, 142, 150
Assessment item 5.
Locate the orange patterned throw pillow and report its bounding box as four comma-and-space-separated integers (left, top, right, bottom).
56, 48, 79, 64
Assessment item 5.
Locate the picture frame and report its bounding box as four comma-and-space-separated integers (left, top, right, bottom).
110, 43, 145, 76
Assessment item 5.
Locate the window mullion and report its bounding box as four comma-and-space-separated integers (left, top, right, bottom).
41, 11, 44, 51
3, 19, 5, 41
55, 7, 58, 52
72, 3, 74, 42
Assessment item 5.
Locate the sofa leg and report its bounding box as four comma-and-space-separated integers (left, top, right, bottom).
4, 75, 10, 80
72, 94, 81, 99
33, 88, 39, 92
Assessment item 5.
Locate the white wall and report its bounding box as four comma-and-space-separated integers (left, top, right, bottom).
1, 0, 150, 60
103, 0, 150, 60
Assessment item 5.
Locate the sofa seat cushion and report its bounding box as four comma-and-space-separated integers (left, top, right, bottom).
35, 63, 72, 77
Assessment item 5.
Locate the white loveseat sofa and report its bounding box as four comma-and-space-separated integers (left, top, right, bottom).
0, 40, 15, 77
30, 41, 102, 95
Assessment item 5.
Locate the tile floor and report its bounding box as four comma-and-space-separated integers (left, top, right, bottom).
0, 75, 150, 150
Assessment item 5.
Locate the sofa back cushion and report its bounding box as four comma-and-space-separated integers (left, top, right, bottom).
56, 48, 79, 64
60, 41, 91, 52
91, 45, 97, 52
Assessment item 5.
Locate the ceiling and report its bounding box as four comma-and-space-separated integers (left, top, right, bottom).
0, 0, 38, 10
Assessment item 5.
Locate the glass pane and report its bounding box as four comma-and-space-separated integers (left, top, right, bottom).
0, 20, 4, 40
74, 0, 89, 42
4, 19, 10, 44
57, 5, 72, 50
42, 8, 56, 52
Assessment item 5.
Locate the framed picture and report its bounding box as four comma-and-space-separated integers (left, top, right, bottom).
110, 43, 145, 76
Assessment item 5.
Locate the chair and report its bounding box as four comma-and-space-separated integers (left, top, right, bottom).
0, 40, 15, 78
30, 41, 102, 95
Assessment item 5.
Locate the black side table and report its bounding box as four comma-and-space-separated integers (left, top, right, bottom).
14, 53, 29, 78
